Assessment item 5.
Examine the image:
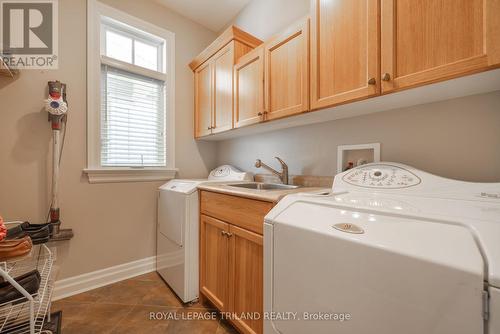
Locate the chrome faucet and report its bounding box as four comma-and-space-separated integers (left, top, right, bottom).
255, 157, 289, 185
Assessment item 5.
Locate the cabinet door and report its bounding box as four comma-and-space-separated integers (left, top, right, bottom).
200, 215, 229, 310
265, 18, 309, 121
310, 0, 379, 110
228, 225, 263, 334
234, 47, 265, 128
194, 61, 213, 138
381, 0, 500, 93
213, 44, 235, 133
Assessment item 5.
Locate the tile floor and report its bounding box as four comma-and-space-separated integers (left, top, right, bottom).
52, 272, 237, 333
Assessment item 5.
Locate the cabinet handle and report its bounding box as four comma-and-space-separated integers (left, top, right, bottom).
207, 126, 212, 130
382, 73, 391, 81
226, 232, 233, 238
221, 231, 227, 236
367, 77, 376, 85
257, 112, 263, 116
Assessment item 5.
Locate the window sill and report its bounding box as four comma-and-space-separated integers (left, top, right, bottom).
83, 168, 178, 184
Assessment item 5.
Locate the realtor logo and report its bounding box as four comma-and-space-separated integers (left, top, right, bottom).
0, 0, 58, 69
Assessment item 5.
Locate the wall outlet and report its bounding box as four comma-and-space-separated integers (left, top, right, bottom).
337, 143, 380, 173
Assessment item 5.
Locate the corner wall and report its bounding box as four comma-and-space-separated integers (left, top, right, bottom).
216, 0, 500, 182
0, 0, 217, 279
217, 91, 500, 182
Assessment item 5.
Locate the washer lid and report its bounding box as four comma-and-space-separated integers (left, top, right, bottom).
267, 191, 500, 287
159, 179, 206, 194
269, 201, 484, 334
271, 200, 484, 277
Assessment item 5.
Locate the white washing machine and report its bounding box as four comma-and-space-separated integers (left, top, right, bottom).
157, 165, 253, 303
264, 162, 500, 334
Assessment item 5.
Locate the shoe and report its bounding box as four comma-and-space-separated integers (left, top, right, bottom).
26, 221, 57, 238
0, 270, 41, 304
6, 223, 50, 245
0, 267, 41, 284
25, 226, 50, 244
0, 216, 5, 241
5, 224, 23, 239
0, 236, 33, 261
23, 221, 53, 233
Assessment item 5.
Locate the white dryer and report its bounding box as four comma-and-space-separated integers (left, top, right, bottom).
157, 165, 252, 303
264, 162, 500, 334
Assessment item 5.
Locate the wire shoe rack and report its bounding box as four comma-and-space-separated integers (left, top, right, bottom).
0, 241, 56, 334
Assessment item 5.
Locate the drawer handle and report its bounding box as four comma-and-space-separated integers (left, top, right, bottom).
220, 231, 233, 237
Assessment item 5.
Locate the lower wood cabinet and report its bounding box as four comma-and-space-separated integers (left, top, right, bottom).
200, 214, 229, 311
228, 225, 263, 334
200, 191, 272, 334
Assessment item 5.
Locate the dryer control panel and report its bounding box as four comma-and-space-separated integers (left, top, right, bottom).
342, 164, 421, 189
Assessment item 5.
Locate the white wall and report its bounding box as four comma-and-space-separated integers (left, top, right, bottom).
226, 0, 309, 39
216, 0, 500, 182
102, 0, 219, 179
0, 0, 217, 279
217, 91, 500, 182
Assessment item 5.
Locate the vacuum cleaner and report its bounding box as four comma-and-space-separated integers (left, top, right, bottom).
44, 81, 73, 241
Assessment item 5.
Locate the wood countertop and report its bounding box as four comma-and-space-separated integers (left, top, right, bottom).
197, 181, 330, 203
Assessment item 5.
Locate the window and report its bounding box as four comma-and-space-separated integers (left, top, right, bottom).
86, 1, 176, 183
100, 66, 165, 167
100, 18, 166, 167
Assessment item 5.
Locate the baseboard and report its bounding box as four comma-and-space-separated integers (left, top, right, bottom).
52, 256, 156, 301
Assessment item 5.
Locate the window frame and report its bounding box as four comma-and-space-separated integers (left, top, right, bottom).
86, 0, 176, 183
101, 17, 165, 73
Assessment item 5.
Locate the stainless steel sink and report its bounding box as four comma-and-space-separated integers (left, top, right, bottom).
228, 182, 299, 190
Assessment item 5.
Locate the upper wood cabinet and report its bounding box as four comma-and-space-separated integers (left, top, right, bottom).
264, 18, 310, 121
310, 0, 380, 110
191, 3, 500, 139
234, 46, 266, 128
194, 61, 213, 138
191, 26, 262, 138
212, 44, 237, 134
381, 0, 500, 93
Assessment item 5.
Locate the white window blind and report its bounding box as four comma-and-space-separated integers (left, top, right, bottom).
100, 65, 166, 167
